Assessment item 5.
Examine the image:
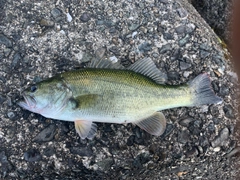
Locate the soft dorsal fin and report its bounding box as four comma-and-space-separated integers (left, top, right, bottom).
127, 58, 167, 84
87, 58, 124, 69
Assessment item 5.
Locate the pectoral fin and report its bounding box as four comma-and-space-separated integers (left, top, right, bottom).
74, 120, 97, 139
74, 94, 99, 109
135, 112, 166, 136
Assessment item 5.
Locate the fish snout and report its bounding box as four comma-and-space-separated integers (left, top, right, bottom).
17, 93, 36, 110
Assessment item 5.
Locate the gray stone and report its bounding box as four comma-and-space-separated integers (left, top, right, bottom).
171, 48, 181, 61
179, 118, 194, 127
7, 111, 15, 120
0, 151, 12, 177
177, 8, 188, 18
175, 25, 186, 34
167, 71, 180, 80
188, 120, 202, 135
179, 34, 190, 46
219, 85, 229, 96
163, 32, 174, 40
138, 42, 152, 52
223, 105, 235, 119
159, 44, 171, 54
80, 12, 91, 22
11, 52, 21, 69
186, 23, 196, 34
0, 94, 6, 104
97, 158, 114, 171
70, 146, 93, 157
161, 124, 175, 138
185, 146, 199, 157
39, 19, 54, 27
33, 124, 56, 142
199, 43, 212, 51
200, 50, 210, 59
51, 8, 62, 19
127, 135, 135, 146
207, 122, 215, 134
109, 46, 120, 55
179, 61, 191, 70
24, 149, 42, 162
211, 127, 230, 148
178, 130, 189, 144
158, 0, 168, 4
128, 23, 140, 31
0, 34, 12, 47
96, 20, 104, 25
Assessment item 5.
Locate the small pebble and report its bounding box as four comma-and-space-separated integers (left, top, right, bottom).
179, 61, 191, 70
0, 34, 12, 47
213, 147, 221, 152
51, 8, 62, 19
226, 147, 240, 158
211, 127, 230, 148
128, 23, 140, 31
186, 23, 196, 34
39, 19, 54, 27
159, 44, 171, 54
161, 124, 174, 138
223, 105, 235, 119
179, 34, 190, 46
7, 112, 15, 120
24, 149, 41, 162
175, 25, 186, 34
80, 12, 91, 22
66, 12, 72, 22
33, 124, 56, 142
179, 118, 194, 127
70, 146, 93, 157
109, 56, 118, 63
178, 130, 189, 144
200, 50, 210, 59
109, 46, 120, 55
97, 158, 114, 171
177, 8, 188, 18
139, 42, 152, 53
11, 52, 21, 69
132, 31, 137, 38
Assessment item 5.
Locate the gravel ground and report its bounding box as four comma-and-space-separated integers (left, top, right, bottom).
191, 0, 232, 45
0, 0, 239, 179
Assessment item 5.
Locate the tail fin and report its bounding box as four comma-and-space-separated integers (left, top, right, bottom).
188, 73, 222, 106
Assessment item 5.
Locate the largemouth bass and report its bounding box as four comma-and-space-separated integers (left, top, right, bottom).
18, 58, 222, 139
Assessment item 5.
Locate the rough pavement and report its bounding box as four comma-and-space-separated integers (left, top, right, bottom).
0, 0, 239, 179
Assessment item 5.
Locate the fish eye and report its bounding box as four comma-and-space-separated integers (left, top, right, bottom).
30, 85, 37, 92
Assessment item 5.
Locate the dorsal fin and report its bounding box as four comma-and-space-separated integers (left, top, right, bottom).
127, 58, 167, 84
87, 57, 124, 69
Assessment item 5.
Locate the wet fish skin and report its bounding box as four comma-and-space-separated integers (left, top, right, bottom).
18, 58, 222, 139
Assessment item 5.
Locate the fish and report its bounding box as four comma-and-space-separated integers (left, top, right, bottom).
17, 57, 222, 139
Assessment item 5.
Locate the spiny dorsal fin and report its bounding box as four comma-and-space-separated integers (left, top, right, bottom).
127, 58, 167, 84
135, 112, 166, 136
87, 57, 124, 69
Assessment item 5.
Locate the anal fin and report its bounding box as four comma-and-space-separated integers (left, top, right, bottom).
74, 120, 97, 140
135, 112, 166, 136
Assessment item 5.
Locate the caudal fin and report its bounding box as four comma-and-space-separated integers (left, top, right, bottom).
188, 73, 222, 106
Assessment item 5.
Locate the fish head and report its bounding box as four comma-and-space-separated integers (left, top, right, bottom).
18, 76, 71, 115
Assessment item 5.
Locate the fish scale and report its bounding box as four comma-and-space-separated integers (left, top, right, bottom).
18, 58, 222, 139
61, 69, 192, 123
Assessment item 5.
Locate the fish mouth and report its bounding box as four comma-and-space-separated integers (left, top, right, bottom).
17, 93, 36, 110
